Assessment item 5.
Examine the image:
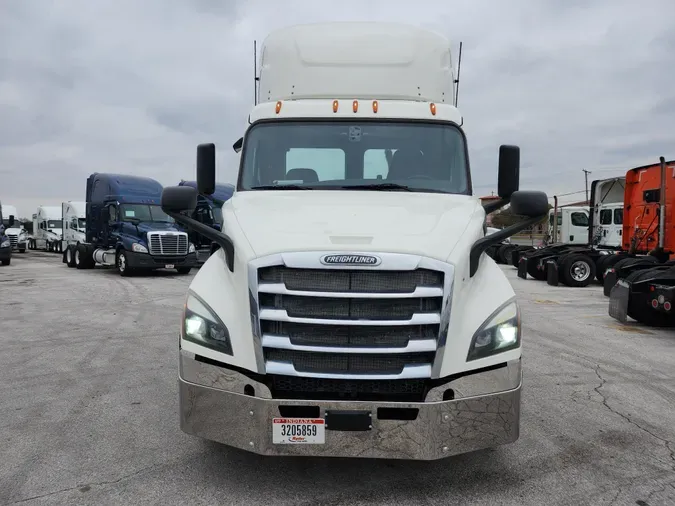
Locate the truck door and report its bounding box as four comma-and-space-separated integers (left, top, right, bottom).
567, 210, 589, 244
606, 206, 623, 247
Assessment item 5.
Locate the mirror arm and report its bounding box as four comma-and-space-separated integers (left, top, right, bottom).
166, 211, 235, 272
482, 198, 509, 215
469, 213, 546, 277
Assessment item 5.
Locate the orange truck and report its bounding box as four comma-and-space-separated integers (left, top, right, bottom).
606, 157, 675, 327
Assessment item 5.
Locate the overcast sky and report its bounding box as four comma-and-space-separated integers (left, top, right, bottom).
1, 0, 674, 217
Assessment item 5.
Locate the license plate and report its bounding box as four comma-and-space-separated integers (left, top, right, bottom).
272, 418, 325, 444
165, 264, 175, 269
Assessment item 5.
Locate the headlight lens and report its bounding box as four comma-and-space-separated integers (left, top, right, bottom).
467, 300, 520, 361
0, 239, 9, 248
189, 243, 196, 253
131, 243, 148, 253
182, 292, 232, 355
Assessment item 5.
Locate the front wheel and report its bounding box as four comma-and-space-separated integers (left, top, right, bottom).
117, 250, 133, 276
19, 248, 26, 253
1, 258, 9, 266
176, 267, 192, 275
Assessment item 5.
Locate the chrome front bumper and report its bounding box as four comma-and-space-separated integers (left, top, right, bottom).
179, 351, 522, 460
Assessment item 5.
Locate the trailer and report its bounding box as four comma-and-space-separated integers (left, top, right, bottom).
0, 200, 12, 265
1, 204, 27, 253
67, 173, 198, 275
59, 201, 86, 265
29, 206, 63, 252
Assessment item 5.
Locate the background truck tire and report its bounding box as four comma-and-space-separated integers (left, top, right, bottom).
624, 268, 674, 327
560, 253, 596, 287
176, 267, 192, 275
66, 245, 77, 268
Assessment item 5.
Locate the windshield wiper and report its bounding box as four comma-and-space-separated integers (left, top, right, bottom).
342, 183, 414, 192
250, 184, 312, 190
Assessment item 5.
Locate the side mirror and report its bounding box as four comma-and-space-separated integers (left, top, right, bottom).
233, 137, 243, 154
497, 145, 520, 199
197, 143, 216, 196
161, 186, 198, 214
509, 190, 549, 217
8, 216, 15, 227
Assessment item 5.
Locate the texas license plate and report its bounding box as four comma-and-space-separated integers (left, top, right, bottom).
272, 418, 325, 444
165, 264, 175, 269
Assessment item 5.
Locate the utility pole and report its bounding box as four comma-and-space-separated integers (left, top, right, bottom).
582, 169, 591, 202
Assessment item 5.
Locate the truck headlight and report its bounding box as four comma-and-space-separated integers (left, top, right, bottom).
467, 300, 520, 361
131, 243, 148, 253
189, 243, 196, 253
182, 292, 232, 355
1, 239, 9, 248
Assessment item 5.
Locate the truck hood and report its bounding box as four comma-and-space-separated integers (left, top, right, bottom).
228, 191, 480, 261
6, 227, 25, 235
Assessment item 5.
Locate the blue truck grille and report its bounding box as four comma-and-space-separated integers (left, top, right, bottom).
147, 232, 188, 256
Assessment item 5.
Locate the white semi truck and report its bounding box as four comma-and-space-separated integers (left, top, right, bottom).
160, 23, 549, 460
30, 205, 63, 252
1, 204, 27, 253
59, 201, 86, 264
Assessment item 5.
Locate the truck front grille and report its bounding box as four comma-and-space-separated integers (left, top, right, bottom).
253, 258, 450, 384
7, 234, 18, 248
147, 232, 188, 256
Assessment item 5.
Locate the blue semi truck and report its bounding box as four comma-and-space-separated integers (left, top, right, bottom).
177, 180, 234, 256
66, 173, 198, 275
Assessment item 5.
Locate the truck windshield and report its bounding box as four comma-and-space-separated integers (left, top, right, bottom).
47, 220, 60, 229
239, 121, 470, 194
120, 204, 174, 224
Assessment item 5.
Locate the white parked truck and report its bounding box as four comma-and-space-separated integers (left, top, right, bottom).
160, 22, 549, 460
30, 206, 63, 252
1, 204, 27, 253
59, 201, 86, 264
547, 206, 590, 246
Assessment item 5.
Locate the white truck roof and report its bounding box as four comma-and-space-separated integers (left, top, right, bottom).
258, 22, 455, 104
2, 204, 18, 217
63, 201, 86, 216
37, 206, 62, 219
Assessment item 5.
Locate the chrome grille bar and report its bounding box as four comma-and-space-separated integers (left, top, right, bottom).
147, 231, 188, 256
249, 252, 454, 380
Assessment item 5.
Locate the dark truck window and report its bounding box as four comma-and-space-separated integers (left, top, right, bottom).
549, 214, 563, 226
120, 204, 174, 223
240, 121, 469, 194
571, 212, 589, 227
47, 220, 60, 229
613, 208, 623, 225
599, 209, 612, 225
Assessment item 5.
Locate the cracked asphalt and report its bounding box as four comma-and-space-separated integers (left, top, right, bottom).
1, 251, 673, 506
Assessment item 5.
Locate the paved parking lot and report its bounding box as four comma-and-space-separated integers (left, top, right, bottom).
1, 252, 673, 505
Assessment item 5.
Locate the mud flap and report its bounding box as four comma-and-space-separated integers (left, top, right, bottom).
517, 258, 528, 279
608, 279, 630, 323
603, 270, 618, 297
546, 261, 559, 286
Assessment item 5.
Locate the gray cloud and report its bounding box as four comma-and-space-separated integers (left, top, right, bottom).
1, 0, 674, 216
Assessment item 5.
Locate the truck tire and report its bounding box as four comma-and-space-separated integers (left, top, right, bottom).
19, 248, 26, 253
75, 244, 91, 269
66, 245, 77, 268
62, 248, 68, 263
560, 253, 596, 287
624, 268, 674, 327
116, 250, 133, 277
176, 267, 192, 275
1, 258, 9, 266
